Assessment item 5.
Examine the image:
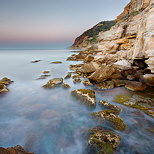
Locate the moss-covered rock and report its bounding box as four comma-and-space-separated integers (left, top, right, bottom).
0, 77, 13, 85
96, 81, 115, 90
91, 110, 126, 131
71, 89, 96, 107
43, 78, 63, 88
99, 100, 121, 114
64, 73, 71, 79
62, 83, 71, 89
84, 126, 121, 154
113, 95, 154, 118
0, 84, 9, 93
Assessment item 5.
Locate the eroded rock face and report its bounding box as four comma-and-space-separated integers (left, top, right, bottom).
91, 110, 126, 131
42, 78, 63, 88
71, 89, 96, 107
84, 126, 121, 154
0, 145, 35, 154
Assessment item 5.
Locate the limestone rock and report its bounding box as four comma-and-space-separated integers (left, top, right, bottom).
43, 78, 63, 88
71, 89, 96, 107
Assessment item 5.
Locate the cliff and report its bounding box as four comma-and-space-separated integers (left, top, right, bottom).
71, 20, 116, 49
70, 0, 154, 73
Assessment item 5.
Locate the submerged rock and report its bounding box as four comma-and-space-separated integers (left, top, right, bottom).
31, 60, 41, 63
96, 81, 115, 90
125, 81, 147, 91
43, 78, 63, 88
0, 84, 9, 93
99, 100, 121, 114
62, 83, 71, 88
91, 110, 126, 131
71, 89, 96, 107
113, 95, 154, 118
42, 71, 50, 74
64, 73, 71, 79
51, 61, 62, 64
85, 126, 121, 154
0, 145, 35, 154
141, 74, 154, 86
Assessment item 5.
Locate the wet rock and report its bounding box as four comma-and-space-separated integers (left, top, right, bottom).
141, 74, 154, 86
126, 75, 136, 80
91, 110, 126, 131
99, 100, 121, 114
42, 71, 50, 74
69, 64, 83, 70
83, 80, 93, 86
43, 78, 63, 88
64, 73, 71, 79
125, 81, 147, 91
0, 145, 35, 154
0, 77, 13, 85
0, 84, 9, 93
113, 95, 154, 118
51, 61, 62, 64
72, 74, 82, 79
73, 78, 82, 83
62, 83, 71, 88
71, 89, 96, 107
31, 60, 41, 63
96, 81, 115, 90
85, 126, 121, 154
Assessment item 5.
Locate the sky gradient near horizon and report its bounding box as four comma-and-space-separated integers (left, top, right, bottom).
0, 0, 130, 48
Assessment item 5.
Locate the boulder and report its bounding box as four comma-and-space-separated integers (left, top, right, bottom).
91, 110, 126, 131
114, 60, 132, 70
85, 126, 121, 154
125, 81, 147, 91
43, 78, 63, 88
89, 64, 116, 83
141, 74, 154, 86
71, 89, 96, 107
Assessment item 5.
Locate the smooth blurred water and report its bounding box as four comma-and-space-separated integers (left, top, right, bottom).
0, 50, 154, 154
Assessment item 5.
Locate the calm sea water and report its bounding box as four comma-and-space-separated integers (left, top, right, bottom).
0, 50, 153, 154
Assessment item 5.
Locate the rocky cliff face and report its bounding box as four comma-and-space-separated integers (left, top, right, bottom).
71, 20, 116, 49
71, 0, 154, 73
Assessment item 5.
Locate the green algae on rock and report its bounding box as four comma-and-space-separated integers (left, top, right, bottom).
99, 100, 121, 114
84, 126, 121, 154
0, 77, 13, 85
71, 89, 96, 107
113, 95, 154, 118
43, 78, 63, 88
91, 110, 126, 131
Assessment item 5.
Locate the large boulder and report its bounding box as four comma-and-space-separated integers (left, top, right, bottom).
85, 126, 121, 154
88, 64, 116, 83
71, 89, 96, 107
43, 78, 63, 88
141, 74, 154, 86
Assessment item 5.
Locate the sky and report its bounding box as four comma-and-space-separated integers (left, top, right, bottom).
0, 0, 130, 49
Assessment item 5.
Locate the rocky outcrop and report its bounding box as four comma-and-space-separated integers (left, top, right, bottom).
42, 78, 63, 88
0, 145, 35, 154
0, 77, 13, 93
71, 89, 96, 107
